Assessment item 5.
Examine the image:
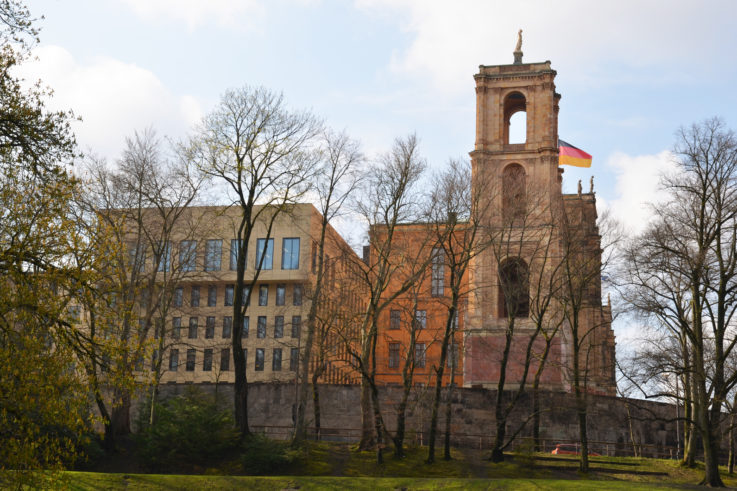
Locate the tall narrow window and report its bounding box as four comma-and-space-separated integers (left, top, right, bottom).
188, 317, 198, 339
414, 310, 427, 330
257, 316, 266, 338
220, 348, 230, 371
256, 238, 274, 270
282, 238, 300, 270
242, 316, 250, 338
157, 242, 171, 272
172, 317, 181, 339
274, 316, 284, 338
179, 240, 196, 271
499, 257, 529, 318
230, 239, 242, 271
173, 287, 183, 307
291, 315, 301, 338
169, 349, 179, 371
208, 285, 217, 306
415, 343, 426, 368
388, 343, 400, 369
276, 284, 286, 306
128, 242, 145, 273
205, 316, 215, 339
503, 91, 527, 145
390, 310, 401, 330
293, 284, 303, 306
272, 348, 282, 371
186, 349, 196, 371
290, 347, 299, 371
502, 163, 527, 223
259, 285, 268, 306
222, 316, 232, 338
204, 239, 222, 271
431, 247, 445, 296
190, 286, 200, 307
203, 349, 213, 371
255, 348, 264, 371
225, 285, 234, 306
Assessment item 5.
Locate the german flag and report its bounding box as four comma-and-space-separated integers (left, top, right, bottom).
558, 140, 592, 168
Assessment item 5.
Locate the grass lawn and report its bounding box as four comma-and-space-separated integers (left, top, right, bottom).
60, 442, 737, 490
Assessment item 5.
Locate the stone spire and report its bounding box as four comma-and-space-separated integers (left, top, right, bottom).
513, 29, 523, 64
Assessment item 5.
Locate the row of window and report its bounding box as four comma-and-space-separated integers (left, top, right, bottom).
168, 347, 300, 372
171, 315, 302, 340
172, 283, 303, 308
387, 343, 459, 369
134, 237, 301, 273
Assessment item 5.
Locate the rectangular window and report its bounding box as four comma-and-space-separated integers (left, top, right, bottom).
274, 316, 284, 338
225, 285, 234, 306
255, 348, 264, 371
157, 242, 171, 272
243, 348, 248, 368
128, 242, 145, 272
173, 287, 183, 307
204, 239, 222, 271
220, 348, 230, 371
230, 239, 242, 271
293, 284, 303, 306
190, 286, 200, 307
259, 285, 268, 306
255, 238, 274, 270
179, 240, 196, 272
390, 309, 401, 330
414, 310, 427, 330
169, 349, 179, 371
415, 343, 426, 368
281, 237, 300, 270
388, 343, 400, 369
186, 348, 195, 371
272, 348, 282, 371
276, 284, 286, 306
242, 316, 250, 338
188, 317, 198, 339
311, 241, 317, 273
203, 349, 213, 371
205, 316, 215, 339
291, 315, 301, 338
448, 342, 459, 369
431, 247, 445, 297
208, 285, 217, 306
151, 349, 158, 371
257, 316, 266, 338
172, 317, 181, 339
222, 316, 232, 338
242, 285, 250, 306
290, 347, 299, 371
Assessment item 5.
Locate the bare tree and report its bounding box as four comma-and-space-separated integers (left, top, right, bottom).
293, 129, 362, 444
187, 86, 321, 438
344, 134, 428, 463
623, 118, 737, 486
74, 129, 202, 450
424, 158, 487, 463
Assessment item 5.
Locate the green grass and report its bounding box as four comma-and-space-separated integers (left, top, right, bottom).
60, 442, 737, 490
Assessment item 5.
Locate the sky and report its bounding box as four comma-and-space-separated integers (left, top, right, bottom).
22, 0, 737, 351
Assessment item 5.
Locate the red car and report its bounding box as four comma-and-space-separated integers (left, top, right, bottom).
551, 443, 601, 456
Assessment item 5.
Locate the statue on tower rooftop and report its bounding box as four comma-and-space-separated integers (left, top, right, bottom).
513, 29, 523, 64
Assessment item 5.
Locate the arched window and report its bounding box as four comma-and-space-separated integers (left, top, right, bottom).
502, 163, 526, 223
498, 258, 529, 318
503, 91, 527, 145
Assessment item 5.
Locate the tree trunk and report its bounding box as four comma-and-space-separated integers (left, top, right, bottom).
312, 371, 321, 441
427, 378, 443, 464
443, 376, 454, 460
532, 386, 541, 452
111, 390, 131, 437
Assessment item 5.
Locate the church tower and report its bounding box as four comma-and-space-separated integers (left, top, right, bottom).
464, 40, 616, 395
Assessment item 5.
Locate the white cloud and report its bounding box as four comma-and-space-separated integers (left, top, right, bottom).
17, 45, 203, 160
356, 0, 737, 94
604, 150, 678, 236
119, 0, 265, 31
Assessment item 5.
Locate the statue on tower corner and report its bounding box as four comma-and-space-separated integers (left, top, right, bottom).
513, 29, 523, 64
